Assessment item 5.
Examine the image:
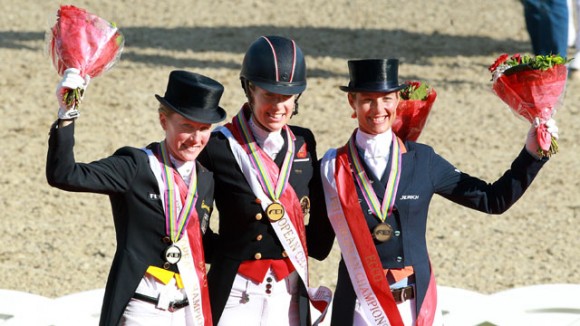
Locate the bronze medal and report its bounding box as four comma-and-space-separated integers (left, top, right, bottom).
164, 244, 182, 265
266, 202, 285, 221
300, 196, 311, 215
372, 223, 393, 242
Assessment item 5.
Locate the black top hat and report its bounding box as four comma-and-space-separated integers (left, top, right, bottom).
155, 70, 227, 124
339, 59, 405, 93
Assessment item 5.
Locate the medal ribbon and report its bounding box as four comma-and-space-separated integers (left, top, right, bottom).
233, 109, 294, 202
347, 130, 402, 222
159, 141, 198, 242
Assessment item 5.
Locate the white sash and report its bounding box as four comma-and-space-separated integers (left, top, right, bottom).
320, 149, 391, 325
175, 233, 205, 325
218, 127, 332, 325
144, 148, 207, 325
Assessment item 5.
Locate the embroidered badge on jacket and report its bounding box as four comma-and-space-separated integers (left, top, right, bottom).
296, 143, 308, 159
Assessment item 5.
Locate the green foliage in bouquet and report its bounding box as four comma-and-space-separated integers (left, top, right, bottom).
489, 53, 570, 74
400, 81, 430, 100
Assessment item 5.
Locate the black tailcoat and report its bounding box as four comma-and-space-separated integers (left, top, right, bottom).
46, 122, 214, 326
197, 124, 326, 325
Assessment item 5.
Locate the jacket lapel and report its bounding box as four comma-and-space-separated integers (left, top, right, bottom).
274, 128, 289, 169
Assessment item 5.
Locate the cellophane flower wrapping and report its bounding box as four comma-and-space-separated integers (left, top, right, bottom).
490, 54, 568, 156
392, 83, 437, 142
47, 5, 124, 107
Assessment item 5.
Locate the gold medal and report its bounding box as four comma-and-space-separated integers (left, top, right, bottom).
266, 202, 285, 221
372, 223, 393, 242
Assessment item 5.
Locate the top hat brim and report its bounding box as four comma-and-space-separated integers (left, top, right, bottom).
156, 95, 227, 124
339, 83, 406, 93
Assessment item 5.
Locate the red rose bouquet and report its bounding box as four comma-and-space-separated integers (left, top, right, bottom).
47, 5, 124, 108
488, 53, 568, 157
392, 81, 437, 141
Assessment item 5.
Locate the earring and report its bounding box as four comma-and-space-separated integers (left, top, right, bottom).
351, 112, 357, 119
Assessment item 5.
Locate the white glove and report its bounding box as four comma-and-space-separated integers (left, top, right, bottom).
56, 68, 90, 120
525, 117, 559, 158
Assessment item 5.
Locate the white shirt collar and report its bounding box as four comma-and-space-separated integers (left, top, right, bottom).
170, 155, 195, 184
355, 129, 392, 159
249, 115, 284, 159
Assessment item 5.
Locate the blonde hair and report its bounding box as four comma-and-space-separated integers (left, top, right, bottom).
158, 104, 175, 116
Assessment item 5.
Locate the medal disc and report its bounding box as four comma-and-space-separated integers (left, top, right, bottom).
372, 223, 393, 242
164, 244, 182, 264
266, 202, 285, 221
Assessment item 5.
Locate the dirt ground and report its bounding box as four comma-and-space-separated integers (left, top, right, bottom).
1, 0, 579, 299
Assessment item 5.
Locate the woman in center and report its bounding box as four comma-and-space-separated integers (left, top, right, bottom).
198, 35, 330, 326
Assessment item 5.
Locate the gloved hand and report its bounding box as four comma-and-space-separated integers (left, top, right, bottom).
56, 68, 90, 120
525, 117, 559, 159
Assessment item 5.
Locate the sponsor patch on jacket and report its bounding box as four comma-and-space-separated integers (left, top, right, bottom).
399, 195, 420, 200
296, 143, 308, 159
201, 200, 211, 213
201, 213, 209, 234
300, 196, 310, 215
148, 193, 160, 200
200, 200, 211, 234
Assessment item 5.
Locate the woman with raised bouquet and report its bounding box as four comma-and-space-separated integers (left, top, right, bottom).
46, 5, 223, 326
47, 69, 225, 326
307, 58, 557, 326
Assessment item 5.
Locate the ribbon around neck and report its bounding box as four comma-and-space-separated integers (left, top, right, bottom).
159, 141, 198, 242
346, 130, 402, 222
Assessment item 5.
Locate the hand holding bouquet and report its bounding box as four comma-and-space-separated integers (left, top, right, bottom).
47, 5, 124, 113
488, 53, 568, 157
392, 81, 437, 141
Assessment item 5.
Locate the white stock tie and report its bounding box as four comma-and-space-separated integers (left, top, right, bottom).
249, 116, 284, 160
356, 129, 392, 179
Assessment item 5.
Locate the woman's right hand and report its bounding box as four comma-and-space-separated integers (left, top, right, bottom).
56, 68, 90, 120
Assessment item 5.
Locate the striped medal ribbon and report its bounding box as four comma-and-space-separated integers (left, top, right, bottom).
159, 141, 198, 264
234, 110, 294, 221
347, 131, 402, 242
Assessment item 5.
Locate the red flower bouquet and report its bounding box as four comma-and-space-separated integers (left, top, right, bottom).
47, 5, 124, 108
489, 53, 568, 157
392, 81, 437, 141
